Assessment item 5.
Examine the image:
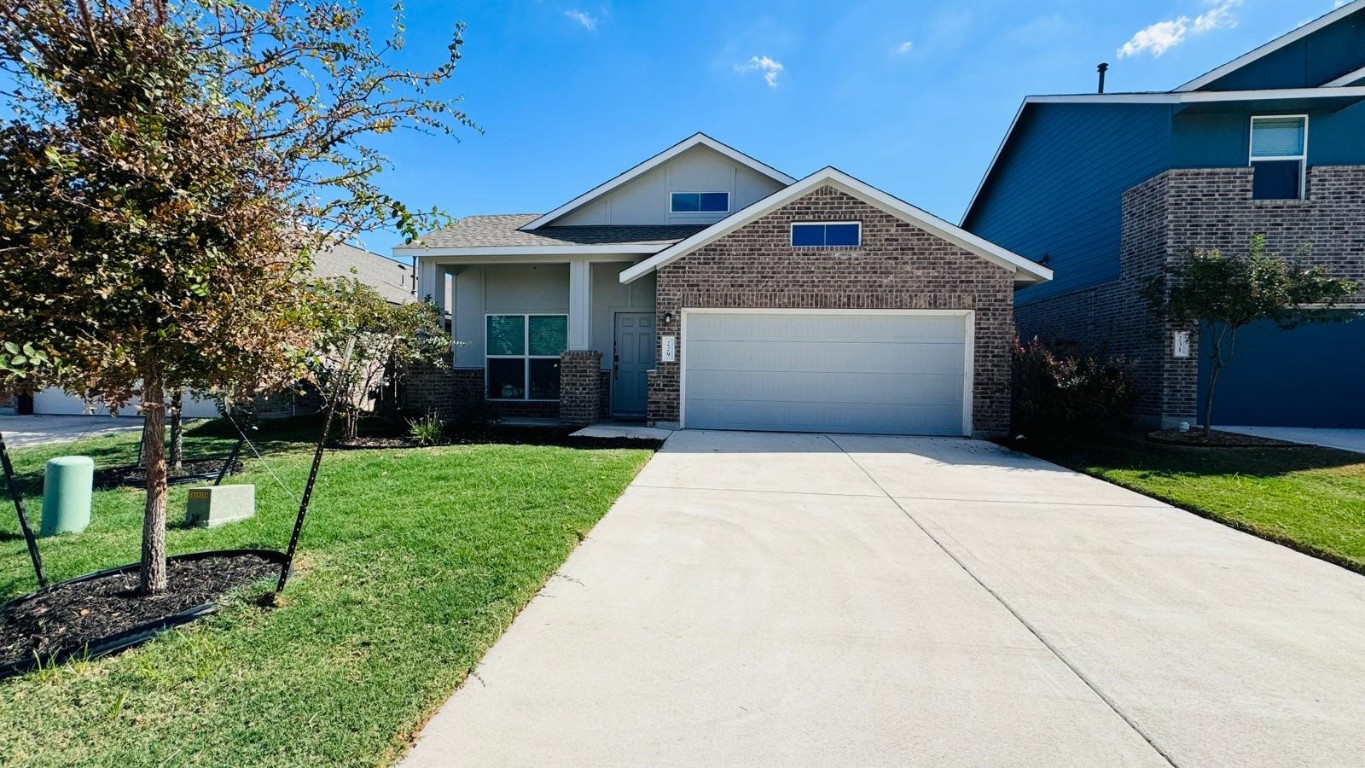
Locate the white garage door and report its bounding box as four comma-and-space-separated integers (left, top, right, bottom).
32, 388, 222, 418
683, 311, 971, 436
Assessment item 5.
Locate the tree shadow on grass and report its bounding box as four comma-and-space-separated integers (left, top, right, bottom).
1017, 430, 1365, 480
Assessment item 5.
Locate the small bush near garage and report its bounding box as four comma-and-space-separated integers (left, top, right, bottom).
1011, 337, 1137, 443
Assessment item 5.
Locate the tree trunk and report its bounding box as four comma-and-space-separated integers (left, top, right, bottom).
169, 388, 184, 474
140, 373, 169, 595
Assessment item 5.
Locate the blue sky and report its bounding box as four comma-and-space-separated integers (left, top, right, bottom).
359, 0, 1347, 256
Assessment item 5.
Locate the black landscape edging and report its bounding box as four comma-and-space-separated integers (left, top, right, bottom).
0, 548, 285, 680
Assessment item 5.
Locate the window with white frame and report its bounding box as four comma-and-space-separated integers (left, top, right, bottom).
670, 192, 729, 213
1250, 116, 1308, 200
485, 314, 567, 400
791, 221, 861, 248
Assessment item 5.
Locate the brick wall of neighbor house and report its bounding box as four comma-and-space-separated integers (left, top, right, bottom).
559, 350, 603, 425
1016, 165, 1365, 427
0, 392, 14, 416
649, 185, 1017, 436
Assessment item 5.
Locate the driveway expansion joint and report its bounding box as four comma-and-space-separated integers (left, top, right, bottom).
823, 434, 1181, 768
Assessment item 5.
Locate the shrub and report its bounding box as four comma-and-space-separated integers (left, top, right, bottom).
406, 413, 445, 446
1011, 336, 1137, 442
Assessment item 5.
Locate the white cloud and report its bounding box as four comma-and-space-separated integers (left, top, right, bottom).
737, 55, 784, 87
1118, 0, 1242, 58
896, 40, 914, 54
564, 9, 597, 31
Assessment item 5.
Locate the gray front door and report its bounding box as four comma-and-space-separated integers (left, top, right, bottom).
613, 312, 655, 417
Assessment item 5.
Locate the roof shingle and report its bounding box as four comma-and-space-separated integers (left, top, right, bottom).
411, 214, 709, 249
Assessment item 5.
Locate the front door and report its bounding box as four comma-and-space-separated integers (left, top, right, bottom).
613, 312, 655, 418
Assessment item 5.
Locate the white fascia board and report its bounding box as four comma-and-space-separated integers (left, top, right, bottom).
1323, 64, 1365, 88
519, 133, 798, 231
1177, 1, 1364, 92
961, 86, 1365, 224
393, 244, 665, 258
621, 168, 1052, 286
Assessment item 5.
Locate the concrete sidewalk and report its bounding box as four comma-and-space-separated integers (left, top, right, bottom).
1222, 425, 1365, 455
402, 430, 1365, 767
0, 414, 144, 449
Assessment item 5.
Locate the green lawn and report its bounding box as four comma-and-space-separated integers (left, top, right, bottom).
1019, 432, 1365, 572
0, 422, 653, 767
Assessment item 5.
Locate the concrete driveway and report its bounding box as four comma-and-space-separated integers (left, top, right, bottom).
0, 414, 144, 449
403, 430, 1365, 768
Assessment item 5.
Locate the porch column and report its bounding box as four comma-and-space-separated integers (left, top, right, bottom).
568, 259, 592, 350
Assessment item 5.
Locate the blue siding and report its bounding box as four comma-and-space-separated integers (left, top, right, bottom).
1198, 12, 1365, 91
1198, 317, 1365, 428
965, 103, 1172, 303
1173, 101, 1365, 168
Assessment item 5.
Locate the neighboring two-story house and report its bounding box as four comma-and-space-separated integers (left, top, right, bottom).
400, 133, 1051, 437
963, 1, 1365, 429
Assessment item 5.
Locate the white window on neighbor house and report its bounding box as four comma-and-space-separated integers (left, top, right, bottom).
1250, 115, 1308, 200
791, 221, 862, 248
670, 192, 730, 213
485, 314, 567, 401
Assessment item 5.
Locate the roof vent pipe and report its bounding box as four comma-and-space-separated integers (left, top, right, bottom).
1097, 62, 1109, 94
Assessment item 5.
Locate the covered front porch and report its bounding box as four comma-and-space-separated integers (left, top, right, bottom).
415, 257, 657, 425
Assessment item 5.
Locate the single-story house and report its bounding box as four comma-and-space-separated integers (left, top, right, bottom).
399, 134, 1051, 437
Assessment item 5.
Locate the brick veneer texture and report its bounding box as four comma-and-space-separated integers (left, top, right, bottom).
649, 184, 1017, 437
1016, 166, 1365, 427
559, 350, 603, 425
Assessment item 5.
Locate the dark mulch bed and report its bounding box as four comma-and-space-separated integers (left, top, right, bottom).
1, 552, 280, 675
1148, 429, 1299, 448
94, 458, 243, 489
334, 425, 664, 452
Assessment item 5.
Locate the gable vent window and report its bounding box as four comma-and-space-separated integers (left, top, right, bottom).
671, 192, 729, 213
791, 222, 861, 248
1250, 116, 1307, 200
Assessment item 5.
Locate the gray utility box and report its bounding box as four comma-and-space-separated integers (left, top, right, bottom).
185, 485, 256, 528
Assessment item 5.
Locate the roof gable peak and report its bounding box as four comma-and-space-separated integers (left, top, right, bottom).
520, 133, 796, 231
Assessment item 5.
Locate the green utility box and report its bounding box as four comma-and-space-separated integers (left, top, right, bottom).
40, 456, 94, 536
185, 485, 256, 528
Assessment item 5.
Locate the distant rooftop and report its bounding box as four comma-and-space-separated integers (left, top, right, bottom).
313, 242, 413, 304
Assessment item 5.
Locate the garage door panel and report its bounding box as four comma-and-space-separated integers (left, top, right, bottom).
687, 399, 963, 436
683, 311, 970, 436
688, 313, 966, 344
687, 340, 965, 375
687, 370, 965, 407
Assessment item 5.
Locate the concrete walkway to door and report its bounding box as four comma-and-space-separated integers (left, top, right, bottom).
402, 430, 1365, 768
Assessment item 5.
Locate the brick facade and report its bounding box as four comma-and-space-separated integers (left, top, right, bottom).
649, 185, 1018, 437
559, 350, 603, 425
1017, 166, 1365, 427
0, 391, 13, 416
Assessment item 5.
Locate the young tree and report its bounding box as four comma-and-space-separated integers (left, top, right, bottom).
1146, 235, 1357, 435
311, 277, 449, 443
0, 0, 471, 593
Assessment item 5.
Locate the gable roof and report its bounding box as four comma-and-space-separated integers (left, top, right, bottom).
1177, 0, 1364, 92
519, 133, 797, 231
620, 167, 1052, 286
961, 84, 1365, 227
393, 214, 707, 257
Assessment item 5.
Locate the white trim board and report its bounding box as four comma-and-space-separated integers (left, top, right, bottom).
520, 133, 797, 231
1323, 64, 1365, 88
677, 308, 976, 438
394, 244, 666, 258
1178, 0, 1364, 92
620, 167, 1052, 285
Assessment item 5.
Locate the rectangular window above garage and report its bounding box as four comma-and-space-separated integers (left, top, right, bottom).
670, 192, 729, 213
791, 222, 861, 248
486, 314, 566, 401
1250, 116, 1307, 200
